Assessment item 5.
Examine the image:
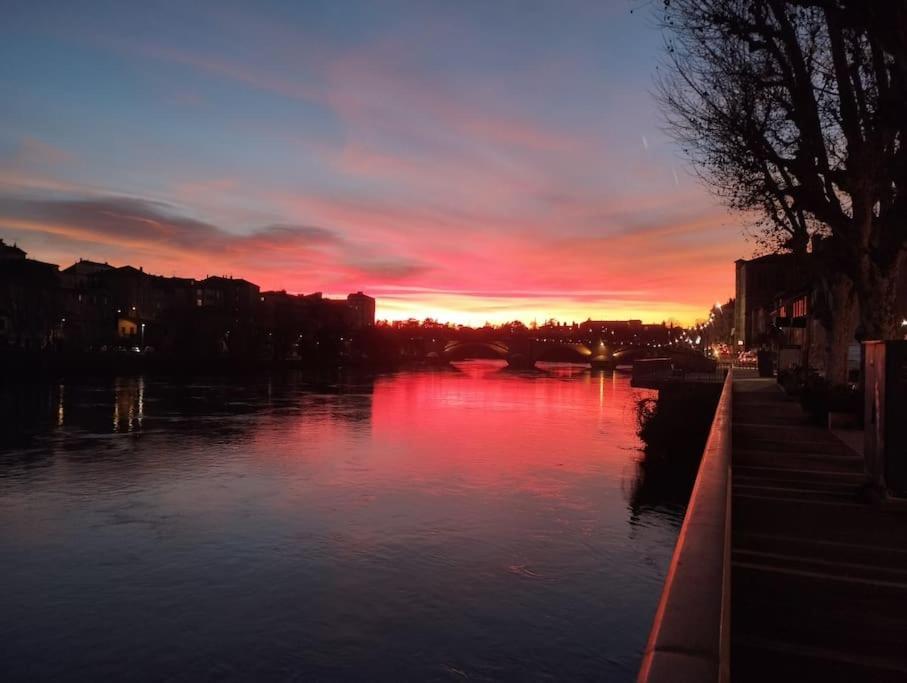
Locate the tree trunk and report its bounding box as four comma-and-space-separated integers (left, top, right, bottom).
824, 276, 859, 386
856, 250, 904, 341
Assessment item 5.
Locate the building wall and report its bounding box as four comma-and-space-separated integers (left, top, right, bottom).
347, 292, 376, 329
0, 253, 61, 349
735, 254, 810, 349
734, 260, 747, 349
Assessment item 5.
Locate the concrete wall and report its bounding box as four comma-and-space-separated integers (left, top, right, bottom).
637, 370, 733, 683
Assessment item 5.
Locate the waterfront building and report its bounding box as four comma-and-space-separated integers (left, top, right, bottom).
0, 242, 61, 349
579, 319, 670, 347
734, 254, 809, 350
736, 248, 907, 375
199, 276, 260, 316
257, 290, 378, 360
0, 238, 374, 358
347, 291, 376, 329
0, 238, 27, 261
61, 259, 115, 283
59, 260, 116, 350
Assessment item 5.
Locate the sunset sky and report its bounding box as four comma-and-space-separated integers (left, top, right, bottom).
0, 0, 748, 325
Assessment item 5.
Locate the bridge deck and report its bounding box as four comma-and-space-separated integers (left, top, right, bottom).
731, 378, 907, 682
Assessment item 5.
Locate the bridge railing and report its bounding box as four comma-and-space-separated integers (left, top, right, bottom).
637, 367, 732, 683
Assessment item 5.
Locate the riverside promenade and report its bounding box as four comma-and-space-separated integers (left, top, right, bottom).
732, 376, 907, 681
640, 370, 907, 683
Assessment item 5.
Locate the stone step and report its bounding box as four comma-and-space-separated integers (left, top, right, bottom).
734, 463, 865, 481
733, 428, 854, 456
732, 562, 907, 659
734, 401, 804, 415
733, 496, 907, 549
734, 473, 860, 495
733, 547, 907, 583
733, 482, 858, 504
735, 531, 907, 574
733, 413, 812, 427
733, 448, 862, 471
733, 636, 907, 683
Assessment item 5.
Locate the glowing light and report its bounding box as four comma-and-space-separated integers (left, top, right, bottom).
57, 384, 64, 426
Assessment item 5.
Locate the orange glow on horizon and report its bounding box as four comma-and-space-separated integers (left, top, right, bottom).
0, 3, 748, 335
373, 298, 709, 327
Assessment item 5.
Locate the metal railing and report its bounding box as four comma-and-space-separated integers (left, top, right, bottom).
637, 368, 733, 683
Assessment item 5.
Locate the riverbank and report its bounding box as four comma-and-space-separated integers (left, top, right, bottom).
0, 361, 677, 681
632, 382, 723, 508
731, 379, 907, 681
0, 349, 403, 378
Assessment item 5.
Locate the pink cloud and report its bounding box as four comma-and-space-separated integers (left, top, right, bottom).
0, 188, 738, 324
0, 18, 746, 325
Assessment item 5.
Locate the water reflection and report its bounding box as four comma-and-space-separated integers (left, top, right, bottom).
56, 383, 64, 427
628, 384, 722, 523
113, 377, 143, 432
0, 361, 682, 681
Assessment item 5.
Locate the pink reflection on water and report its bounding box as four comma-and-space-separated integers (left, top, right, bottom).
248, 361, 654, 519
368, 362, 650, 490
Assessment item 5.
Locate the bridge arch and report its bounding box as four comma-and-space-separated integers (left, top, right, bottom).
442, 340, 511, 361
533, 342, 593, 363
436, 339, 709, 370
612, 347, 650, 365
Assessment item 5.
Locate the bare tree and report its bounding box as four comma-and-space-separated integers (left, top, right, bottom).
657, 0, 907, 380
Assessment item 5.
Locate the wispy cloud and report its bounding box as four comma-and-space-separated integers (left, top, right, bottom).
0, 2, 747, 324
0, 193, 430, 288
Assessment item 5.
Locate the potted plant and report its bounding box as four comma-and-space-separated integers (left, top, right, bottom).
826, 383, 861, 430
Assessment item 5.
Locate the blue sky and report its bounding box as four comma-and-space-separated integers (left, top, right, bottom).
0, 0, 744, 324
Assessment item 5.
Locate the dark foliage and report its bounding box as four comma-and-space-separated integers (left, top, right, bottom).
658, 0, 907, 340
632, 385, 722, 507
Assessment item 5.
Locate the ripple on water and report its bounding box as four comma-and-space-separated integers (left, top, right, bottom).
0, 363, 681, 681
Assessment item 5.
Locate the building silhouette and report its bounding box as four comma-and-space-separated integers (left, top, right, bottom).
0, 239, 378, 360
734, 254, 810, 349
0, 239, 61, 349
347, 292, 376, 329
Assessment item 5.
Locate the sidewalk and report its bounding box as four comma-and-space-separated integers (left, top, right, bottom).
731, 378, 907, 681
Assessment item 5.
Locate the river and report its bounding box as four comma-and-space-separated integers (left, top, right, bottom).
0, 361, 682, 681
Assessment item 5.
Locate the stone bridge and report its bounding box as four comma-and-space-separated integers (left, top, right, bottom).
436, 339, 712, 370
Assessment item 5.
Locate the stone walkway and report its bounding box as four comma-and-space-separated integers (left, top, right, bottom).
731, 377, 907, 682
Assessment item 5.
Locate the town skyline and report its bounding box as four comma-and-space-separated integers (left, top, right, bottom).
4, 3, 907, 680
0, 1, 743, 327
0, 235, 719, 327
